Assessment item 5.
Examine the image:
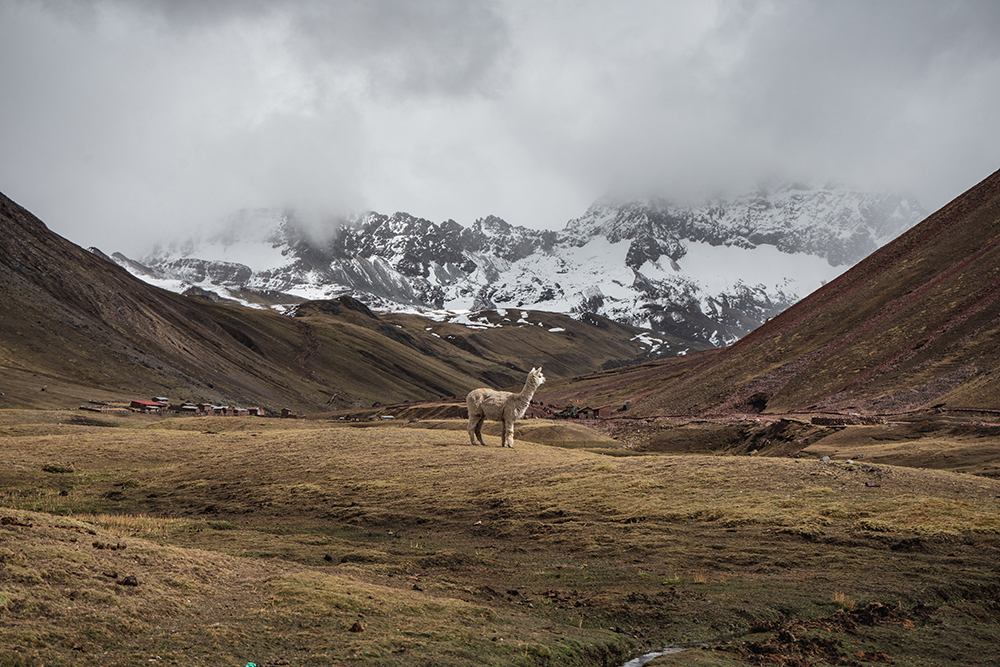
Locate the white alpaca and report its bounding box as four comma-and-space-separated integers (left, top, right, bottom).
467, 367, 546, 448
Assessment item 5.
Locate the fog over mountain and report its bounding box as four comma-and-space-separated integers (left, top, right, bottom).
110, 181, 926, 352
1, 1, 998, 257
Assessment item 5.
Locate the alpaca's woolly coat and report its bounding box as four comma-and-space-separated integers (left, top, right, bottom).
466, 367, 545, 448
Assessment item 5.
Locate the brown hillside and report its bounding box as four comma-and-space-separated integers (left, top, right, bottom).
0, 191, 662, 413
0, 192, 306, 409
539, 167, 1000, 418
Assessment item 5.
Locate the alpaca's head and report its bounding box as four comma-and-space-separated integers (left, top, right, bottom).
529, 367, 546, 387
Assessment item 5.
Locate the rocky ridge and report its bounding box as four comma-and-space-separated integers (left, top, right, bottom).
110, 182, 925, 350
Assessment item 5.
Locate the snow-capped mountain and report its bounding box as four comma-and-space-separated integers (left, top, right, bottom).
107, 182, 925, 350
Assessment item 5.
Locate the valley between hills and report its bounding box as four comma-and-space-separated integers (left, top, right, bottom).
3, 168, 1000, 665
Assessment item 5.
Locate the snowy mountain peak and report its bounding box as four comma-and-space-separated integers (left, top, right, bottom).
109, 183, 927, 354
565, 184, 923, 267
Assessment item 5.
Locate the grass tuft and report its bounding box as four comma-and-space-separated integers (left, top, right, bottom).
831, 591, 857, 611
41, 463, 74, 474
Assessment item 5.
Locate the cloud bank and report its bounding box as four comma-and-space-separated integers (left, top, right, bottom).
1, 0, 999, 254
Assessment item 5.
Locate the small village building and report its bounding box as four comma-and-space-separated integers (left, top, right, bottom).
130, 400, 166, 413
128, 399, 261, 417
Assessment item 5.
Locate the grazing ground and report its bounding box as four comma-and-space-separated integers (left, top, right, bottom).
596, 414, 1000, 477
1, 410, 999, 666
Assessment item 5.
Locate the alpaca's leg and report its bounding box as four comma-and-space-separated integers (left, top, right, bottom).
467, 413, 478, 445
503, 420, 515, 448
474, 415, 487, 446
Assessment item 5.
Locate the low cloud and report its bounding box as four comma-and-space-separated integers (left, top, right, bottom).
2, 0, 998, 255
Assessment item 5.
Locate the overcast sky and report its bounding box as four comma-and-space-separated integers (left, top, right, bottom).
2, 0, 999, 256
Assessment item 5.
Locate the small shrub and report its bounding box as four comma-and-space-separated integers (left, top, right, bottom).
42, 463, 74, 474
340, 549, 388, 564
832, 591, 857, 611
855, 518, 894, 533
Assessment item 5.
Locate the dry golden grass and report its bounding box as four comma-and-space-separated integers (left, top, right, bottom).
831, 591, 857, 611
1, 508, 615, 667
3, 410, 1000, 666
71, 512, 182, 538
801, 421, 1000, 476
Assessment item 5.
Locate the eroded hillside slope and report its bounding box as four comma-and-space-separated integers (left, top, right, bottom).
538, 168, 1000, 418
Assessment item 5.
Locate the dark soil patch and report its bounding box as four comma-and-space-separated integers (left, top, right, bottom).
603, 418, 833, 458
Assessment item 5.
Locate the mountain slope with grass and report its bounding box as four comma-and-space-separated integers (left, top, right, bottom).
0, 191, 679, 413
537, 167, 1000, 418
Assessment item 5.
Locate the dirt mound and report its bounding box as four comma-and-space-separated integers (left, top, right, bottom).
602, 418, 832, 457
727, 603, 907, 666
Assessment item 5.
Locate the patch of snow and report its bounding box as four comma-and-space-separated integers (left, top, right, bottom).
115, 264, 271, 310
662, 241, 842, 298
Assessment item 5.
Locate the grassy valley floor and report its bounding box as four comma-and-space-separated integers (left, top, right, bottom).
1, 410, 999, 666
